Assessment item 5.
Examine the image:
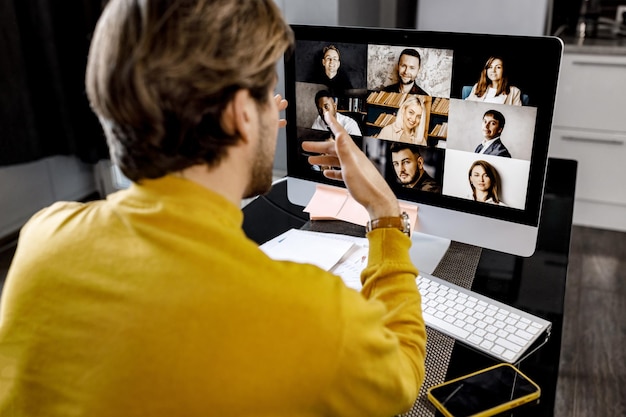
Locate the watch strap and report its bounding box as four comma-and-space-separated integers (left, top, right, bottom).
366, 212, 410, 236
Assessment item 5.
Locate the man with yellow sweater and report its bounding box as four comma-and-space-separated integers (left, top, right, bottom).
0, 0, 426, 415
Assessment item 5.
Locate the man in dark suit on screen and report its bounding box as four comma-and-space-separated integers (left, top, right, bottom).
474, 109, 511, 158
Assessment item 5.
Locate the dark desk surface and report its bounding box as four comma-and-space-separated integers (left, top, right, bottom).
243, 158, 577, 417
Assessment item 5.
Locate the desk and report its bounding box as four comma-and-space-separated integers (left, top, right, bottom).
242, 158, 577, 417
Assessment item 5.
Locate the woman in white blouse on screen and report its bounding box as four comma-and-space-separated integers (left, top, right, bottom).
465, 56, 522, 106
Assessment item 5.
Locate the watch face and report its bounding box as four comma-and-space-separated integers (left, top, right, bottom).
401, 212, 411, 236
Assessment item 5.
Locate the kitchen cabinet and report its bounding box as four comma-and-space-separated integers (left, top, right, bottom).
549, 51, 626, 231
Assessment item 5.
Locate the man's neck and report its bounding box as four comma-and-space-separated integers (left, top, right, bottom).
399, 82, 413, 93
176, 157, 247, 207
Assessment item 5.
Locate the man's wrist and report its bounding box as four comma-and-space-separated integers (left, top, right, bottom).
366, 212, 411, 237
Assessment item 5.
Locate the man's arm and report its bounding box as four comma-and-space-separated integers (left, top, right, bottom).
321, 228, 425, 416
302, 112, 426, 415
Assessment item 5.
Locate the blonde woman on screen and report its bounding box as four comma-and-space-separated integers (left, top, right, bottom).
465, 56, 522, 106
377, 95, 427, 145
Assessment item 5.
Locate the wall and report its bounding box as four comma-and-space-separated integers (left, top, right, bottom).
416, 0, 552, 36
0, 156, 96, 239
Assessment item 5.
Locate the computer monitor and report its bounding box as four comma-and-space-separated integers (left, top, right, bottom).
283, 25, 562, 257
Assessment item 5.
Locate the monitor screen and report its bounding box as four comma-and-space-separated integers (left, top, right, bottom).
283, 25, 562, 257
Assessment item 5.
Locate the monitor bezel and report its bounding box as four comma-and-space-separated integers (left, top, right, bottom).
283, 24, 562, 238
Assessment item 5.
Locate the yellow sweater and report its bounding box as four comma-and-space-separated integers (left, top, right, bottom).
0, 175, 425, 416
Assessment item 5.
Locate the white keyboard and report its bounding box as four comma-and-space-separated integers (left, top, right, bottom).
417, 274, 551, 363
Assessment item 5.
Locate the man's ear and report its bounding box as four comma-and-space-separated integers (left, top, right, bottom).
223, 89, 255, 144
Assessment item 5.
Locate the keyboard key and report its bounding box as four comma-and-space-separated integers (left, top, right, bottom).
496, 329, 508, 338
495, 337, 521, 353
423, 313, 470, 339
480, 340, 494, 350
516, 322, 528, 330
507, 333, 528, 347
492, 345, 505, 355
516, 329, 533, 341
454, 319, 466, 328
465, 323, 477, 333
527, 326, 540, 335
484, 333, 497, 342
505, 317, 518, 325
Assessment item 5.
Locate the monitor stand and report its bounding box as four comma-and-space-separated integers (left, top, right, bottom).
410, 232, 451, 275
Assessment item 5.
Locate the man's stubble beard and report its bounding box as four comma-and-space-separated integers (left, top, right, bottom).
243, 116, 275, 199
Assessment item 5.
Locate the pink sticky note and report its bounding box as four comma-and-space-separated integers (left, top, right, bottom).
304, 185, 348, 220
304, 184, 419, 232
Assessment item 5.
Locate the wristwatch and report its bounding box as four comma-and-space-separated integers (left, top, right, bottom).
365, 212, 411, 237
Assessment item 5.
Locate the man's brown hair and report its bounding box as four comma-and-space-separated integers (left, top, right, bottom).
86, 0, 294, 181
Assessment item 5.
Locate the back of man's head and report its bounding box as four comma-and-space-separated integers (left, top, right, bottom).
86, 0, 294, 182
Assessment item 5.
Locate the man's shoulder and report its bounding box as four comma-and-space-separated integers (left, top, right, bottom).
382, 83, 398, 92
15, 200, 103, 259
489, 140, 511, 157
25, 201, 94, 229
417, 173, 441, 192
410, 83, 429, 96
493, 139, 510, 150
311, 116, 326, 130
